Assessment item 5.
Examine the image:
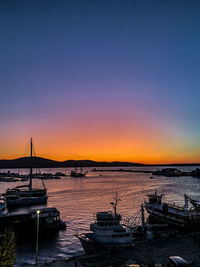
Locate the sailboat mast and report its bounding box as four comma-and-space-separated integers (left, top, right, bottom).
29, 138, 33, 191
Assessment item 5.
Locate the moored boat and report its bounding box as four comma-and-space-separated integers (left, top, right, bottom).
76, 193, 135, 254
3, 138, 47, 209
70, 169, 88, 177
4, 185, 46, 197
70, 163, 88, 177
0, 207, 66, 235
144, 191, 200, 230
5, 195, 47, 209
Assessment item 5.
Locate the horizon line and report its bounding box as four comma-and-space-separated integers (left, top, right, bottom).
0, 156, 200, 166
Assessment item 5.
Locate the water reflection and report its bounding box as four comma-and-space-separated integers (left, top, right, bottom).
0, 166, 199, 266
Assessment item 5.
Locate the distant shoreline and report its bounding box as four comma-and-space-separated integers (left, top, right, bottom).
0, 156, 199, 169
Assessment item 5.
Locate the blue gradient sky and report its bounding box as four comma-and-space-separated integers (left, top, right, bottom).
1, 0, 200, 163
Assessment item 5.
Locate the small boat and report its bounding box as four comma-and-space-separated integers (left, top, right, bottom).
70, 167, 88, 177
76, 193, 135, 254
144, 191, 200, 230
55, 172, 66, 177
4, 138, 47, 209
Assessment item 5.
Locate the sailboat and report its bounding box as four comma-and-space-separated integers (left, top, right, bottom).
4, 138, 48, 208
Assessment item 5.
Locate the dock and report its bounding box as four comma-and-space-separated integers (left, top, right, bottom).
91, 168, 152, 173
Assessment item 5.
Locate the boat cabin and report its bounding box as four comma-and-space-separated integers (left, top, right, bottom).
93, 211, 122, 228
97, 211, 121, 221
147, 191, 163, 205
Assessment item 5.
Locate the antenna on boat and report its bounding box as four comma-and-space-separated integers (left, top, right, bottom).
111, 192, 121, 217
29, 138, 33, 191
184, 194, 189, 210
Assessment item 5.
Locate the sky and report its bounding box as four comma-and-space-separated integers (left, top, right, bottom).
0, 0, 200, 163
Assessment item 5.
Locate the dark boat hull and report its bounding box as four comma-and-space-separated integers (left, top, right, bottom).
70, 170, 88, 177
145, 204, 200, 231
6, 196, 48, 209
77, 233, 133, 254
4, 188, 47, 197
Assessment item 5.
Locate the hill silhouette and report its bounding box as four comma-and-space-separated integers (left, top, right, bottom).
0, 157, 199, 169
0, 157, 145, 168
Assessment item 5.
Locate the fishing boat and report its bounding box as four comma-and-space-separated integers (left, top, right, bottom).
70, 166, 88, 177
144, 191, 200, 230
76, 193, 135, 254
4, 138, 47, 208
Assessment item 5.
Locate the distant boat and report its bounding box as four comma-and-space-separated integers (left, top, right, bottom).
4, 138, 47, 209
70, 166, 88, 177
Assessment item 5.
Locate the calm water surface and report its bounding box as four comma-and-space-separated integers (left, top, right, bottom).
1, 166, 200, 266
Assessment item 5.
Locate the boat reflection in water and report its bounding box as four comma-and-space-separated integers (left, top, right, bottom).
76, 193, 135, 254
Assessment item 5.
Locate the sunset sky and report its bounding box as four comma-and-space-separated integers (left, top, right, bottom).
1, 0, 200, 163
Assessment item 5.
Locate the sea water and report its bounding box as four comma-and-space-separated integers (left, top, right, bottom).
0, 166, 200, 266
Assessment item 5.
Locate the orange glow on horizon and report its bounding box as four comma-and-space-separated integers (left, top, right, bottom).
1, 136, 200, 165
0, 114, 199, 164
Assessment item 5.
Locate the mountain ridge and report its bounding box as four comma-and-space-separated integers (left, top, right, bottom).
0, 157, 199, 168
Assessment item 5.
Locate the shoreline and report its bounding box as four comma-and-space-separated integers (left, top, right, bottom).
24, 233, 200, 267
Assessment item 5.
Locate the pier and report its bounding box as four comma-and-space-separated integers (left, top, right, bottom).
91, 168, 152, 173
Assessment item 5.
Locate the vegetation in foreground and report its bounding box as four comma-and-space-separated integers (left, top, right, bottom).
0, 228, 16, 266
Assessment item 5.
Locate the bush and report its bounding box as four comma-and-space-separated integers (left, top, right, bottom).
0, 228, 16, 266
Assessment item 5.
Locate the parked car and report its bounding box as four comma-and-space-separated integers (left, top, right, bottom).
167, 256, 189, 267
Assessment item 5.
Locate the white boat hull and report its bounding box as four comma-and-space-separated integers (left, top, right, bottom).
77, 233, 133, 254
